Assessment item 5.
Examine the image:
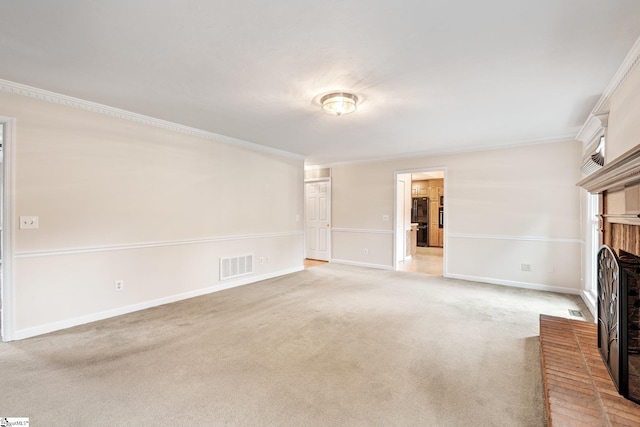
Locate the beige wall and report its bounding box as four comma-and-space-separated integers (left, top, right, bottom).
330, 140, 583, 293
1, 90, 304, 338
606, 62, 640, 162
10, 58, 636, 336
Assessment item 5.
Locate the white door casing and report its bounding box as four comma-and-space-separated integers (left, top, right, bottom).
0, 116, 15, 341
305, 180, 331, 261
394, 168, 447, 275
396, 179, 406, 267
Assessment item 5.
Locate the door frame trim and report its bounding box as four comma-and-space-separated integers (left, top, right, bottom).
1, 116, 16, 341
393, 167, 448, 275
304, 178, 332, 262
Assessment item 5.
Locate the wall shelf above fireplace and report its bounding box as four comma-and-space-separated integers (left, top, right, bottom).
578, 143, 640, 194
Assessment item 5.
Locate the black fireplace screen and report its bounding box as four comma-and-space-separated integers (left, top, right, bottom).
597, 246, 640, 403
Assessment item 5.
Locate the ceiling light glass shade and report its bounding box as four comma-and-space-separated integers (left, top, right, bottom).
321, 92, 358, 115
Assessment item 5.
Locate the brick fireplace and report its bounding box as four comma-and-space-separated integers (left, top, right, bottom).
579, 143, 640, 404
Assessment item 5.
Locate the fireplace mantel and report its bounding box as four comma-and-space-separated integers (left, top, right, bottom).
578, 144, 640, 194
580, 143, 640, 253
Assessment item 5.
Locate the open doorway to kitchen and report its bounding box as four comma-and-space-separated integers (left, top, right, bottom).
395, 169, 446, 275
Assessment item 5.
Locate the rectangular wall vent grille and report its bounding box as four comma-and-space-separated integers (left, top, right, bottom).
304, 167, 331, 180
220, 254, 253, 280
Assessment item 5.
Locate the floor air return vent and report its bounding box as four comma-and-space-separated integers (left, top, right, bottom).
220, 255, 253, 280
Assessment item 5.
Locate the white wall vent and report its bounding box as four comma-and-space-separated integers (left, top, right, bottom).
304, 167, 331, 180
220, 254, 253, 280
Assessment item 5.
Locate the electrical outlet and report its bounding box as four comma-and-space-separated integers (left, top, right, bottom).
115, 280, 124, 291
363, 248, 369, 255
521, 264, 532, 272
259, 257, 265, 265
296, 214, 300, 222
19, 216, 39, 229
382, 214, 389, 221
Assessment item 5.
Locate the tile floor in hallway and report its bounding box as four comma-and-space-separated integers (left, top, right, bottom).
304, 258, 328, 269
398, 247, 443, 275
306, 247, 442, 275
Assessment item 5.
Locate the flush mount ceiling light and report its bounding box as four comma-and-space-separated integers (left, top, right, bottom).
320, 92, 358, 116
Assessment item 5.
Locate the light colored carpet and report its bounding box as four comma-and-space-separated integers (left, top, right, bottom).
0, 264, 591, 426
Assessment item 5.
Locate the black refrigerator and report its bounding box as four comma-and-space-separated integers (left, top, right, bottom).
412, 197, 429, 247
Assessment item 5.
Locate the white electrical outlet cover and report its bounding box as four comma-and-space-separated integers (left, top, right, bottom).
20, 216, 39, 229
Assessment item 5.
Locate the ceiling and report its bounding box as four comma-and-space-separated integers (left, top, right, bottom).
412, 172, 444, 181
1, 1, 640, 165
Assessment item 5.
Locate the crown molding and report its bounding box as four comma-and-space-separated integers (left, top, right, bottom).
577, 112, 609, 146
0, 79, 305, 161
316, 134, 578, 168
593, 111, 609, 127
576, 115, 603, 146
593, 36, 640, 113
576, 35, 640, 142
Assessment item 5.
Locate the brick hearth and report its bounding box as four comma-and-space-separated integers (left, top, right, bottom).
539, 315, 640, 426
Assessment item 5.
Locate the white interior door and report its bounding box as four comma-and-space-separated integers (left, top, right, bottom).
305, 180, 331, 261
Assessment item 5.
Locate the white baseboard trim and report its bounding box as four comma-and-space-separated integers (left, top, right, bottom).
445, 273, 582, 295
13, 266, 304, 340
330, 258, 394, 270
581, 290, 597, 320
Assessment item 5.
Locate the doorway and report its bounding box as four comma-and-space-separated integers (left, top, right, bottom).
304, 179, 331, 262
395, 169, 446, 276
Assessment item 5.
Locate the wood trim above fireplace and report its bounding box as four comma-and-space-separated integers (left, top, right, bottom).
578, 144, 640, 194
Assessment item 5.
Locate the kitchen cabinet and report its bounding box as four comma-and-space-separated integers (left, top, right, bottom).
412, 181, 429, 196
412, 178, 444, 248
429, 197, 439, 246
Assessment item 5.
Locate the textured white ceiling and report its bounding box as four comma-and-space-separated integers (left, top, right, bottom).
1, 1, 640, 165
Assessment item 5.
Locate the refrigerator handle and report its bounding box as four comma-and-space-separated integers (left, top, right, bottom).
412, 199, 417, 222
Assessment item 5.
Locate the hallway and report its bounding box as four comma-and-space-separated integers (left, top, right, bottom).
398, 247, 443, 276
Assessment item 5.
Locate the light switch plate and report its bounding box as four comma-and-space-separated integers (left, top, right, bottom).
20, 216, 39, 229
